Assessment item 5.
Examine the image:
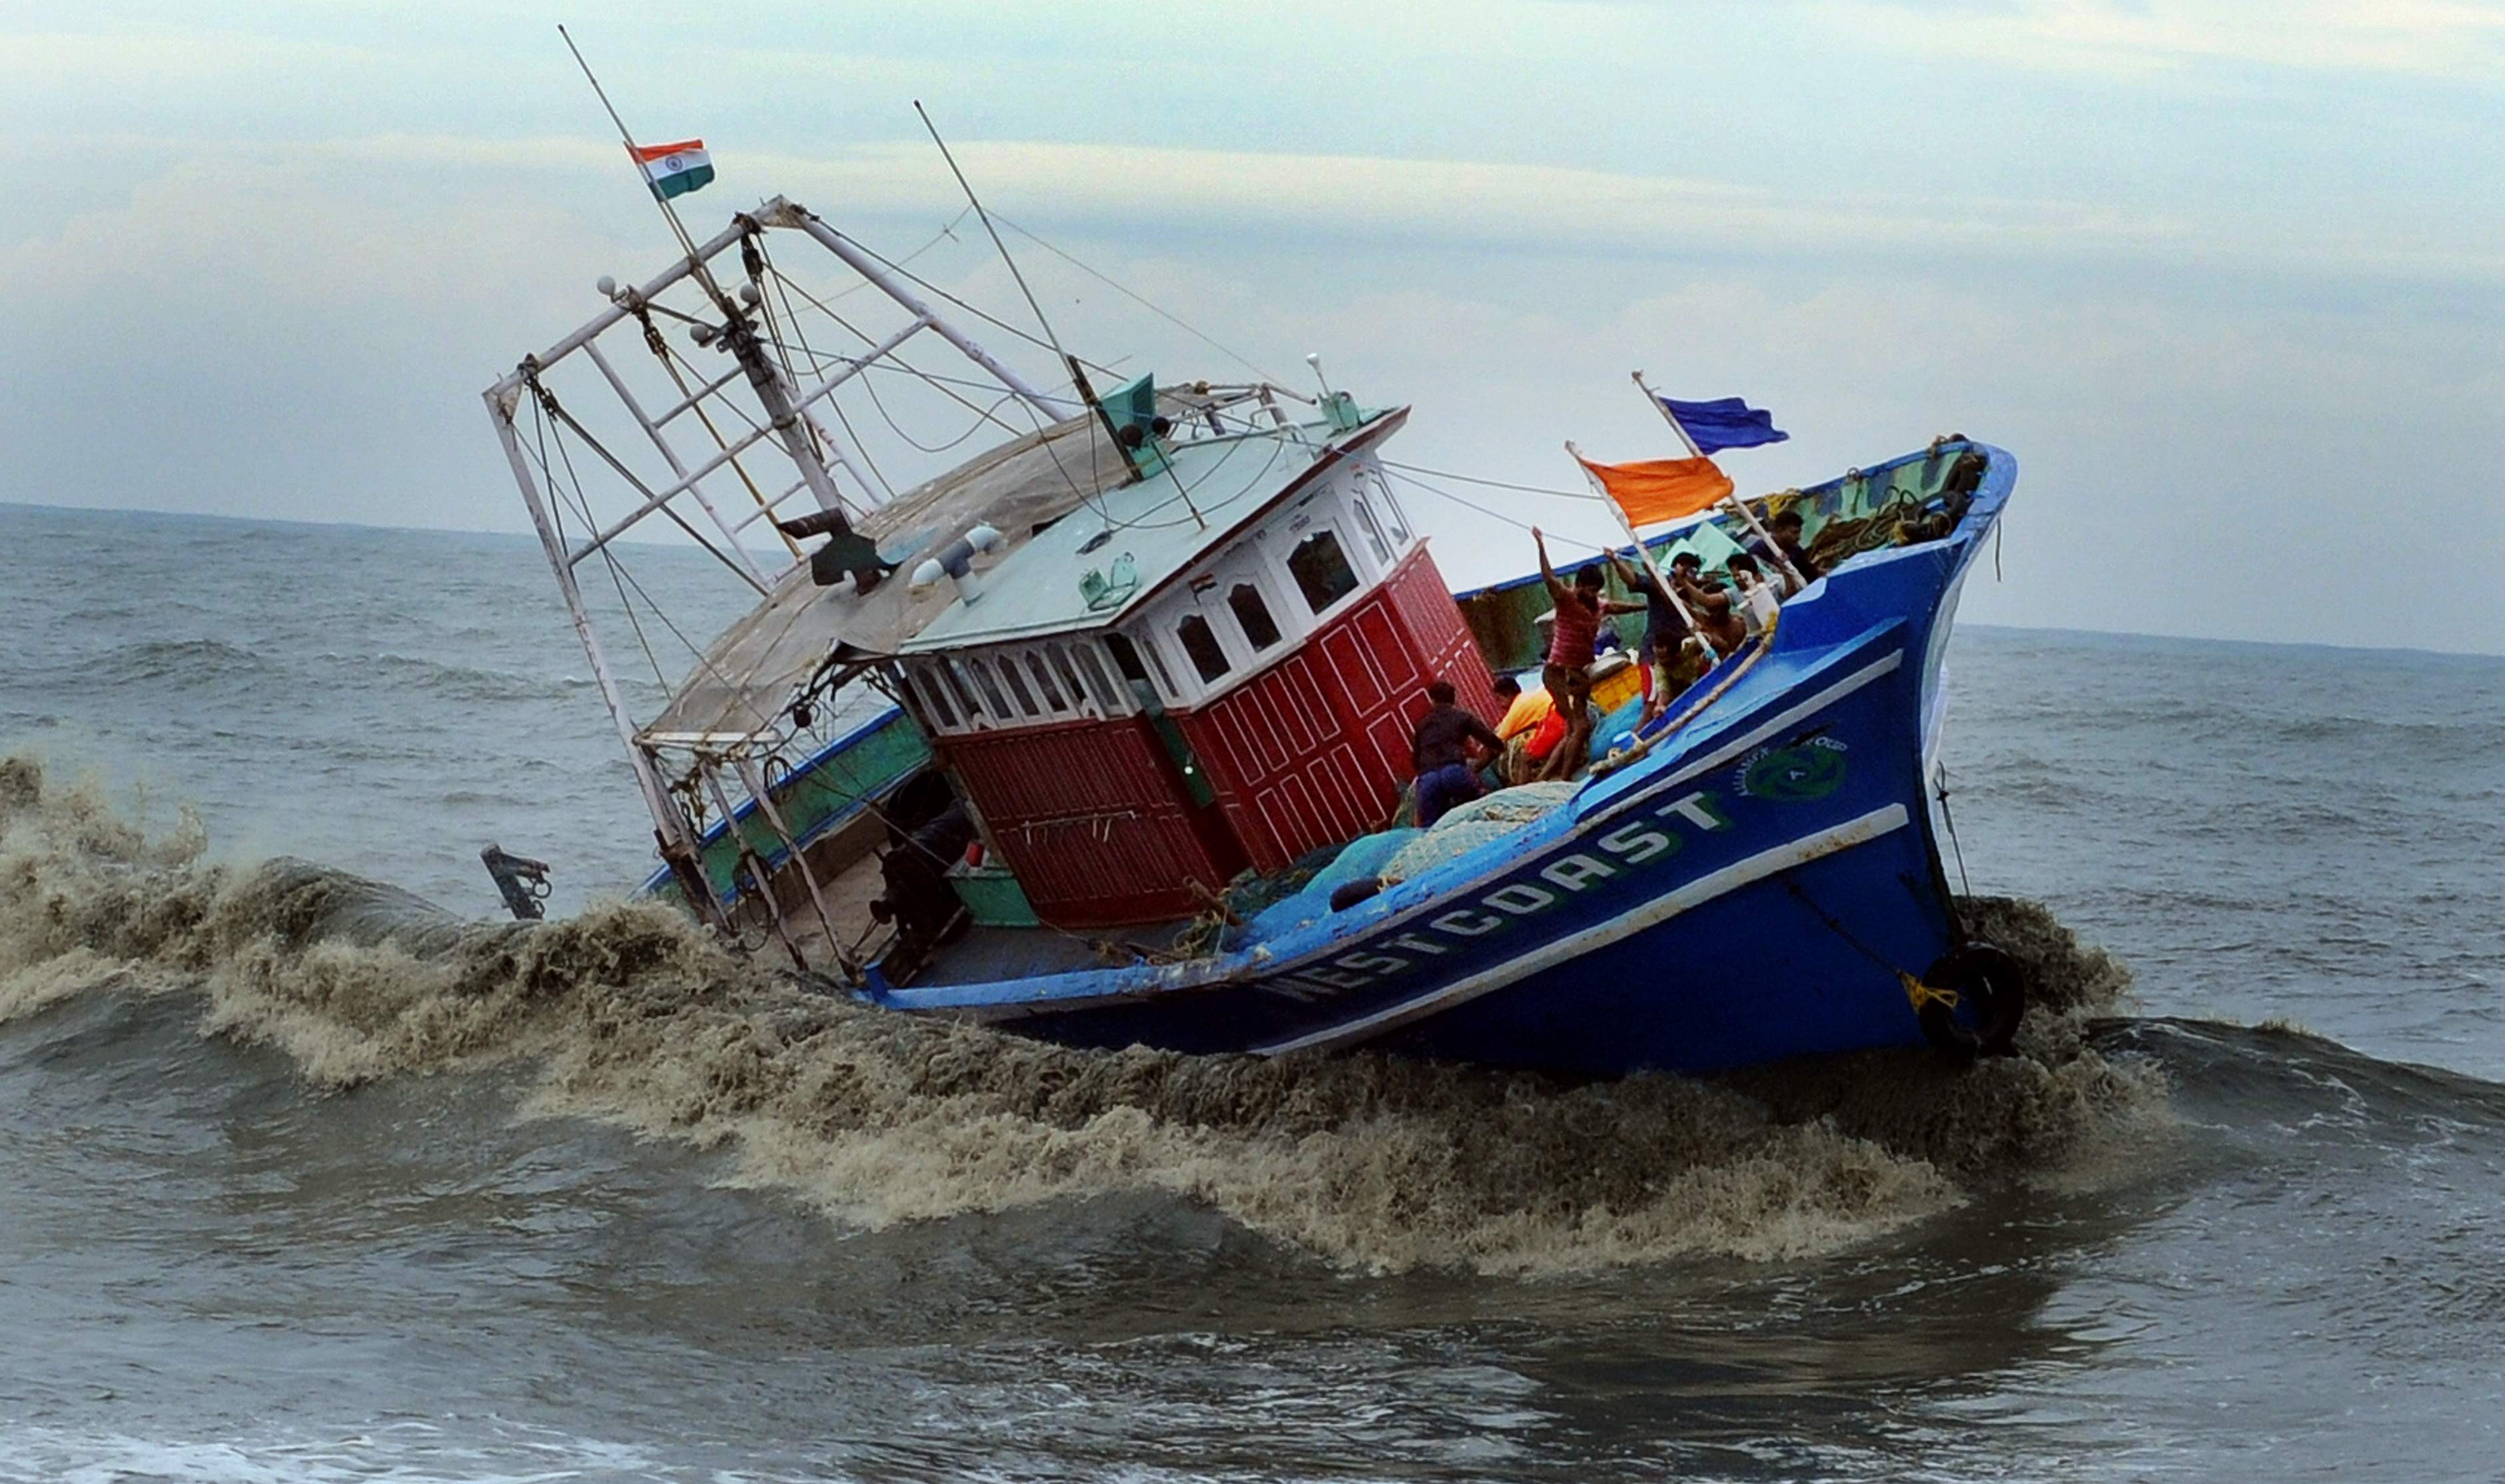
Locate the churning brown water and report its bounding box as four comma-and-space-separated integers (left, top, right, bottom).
2, 755, 2159, 1278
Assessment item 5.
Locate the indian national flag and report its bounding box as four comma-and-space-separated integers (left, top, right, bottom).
630, 139, 714, 200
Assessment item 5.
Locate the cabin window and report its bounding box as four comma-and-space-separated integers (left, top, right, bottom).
1107, 631, 1147, 685
1138, 633, 1183, 699
1106, 631, 1177, 705
1073, 641, 1126, 713
1024, 651, 1067, 712
1228, 582, 1281, 651
992, 655, 1040, 717
939, 659, 984, 723
1177, 614, 1231, 683
1288, 528, 1359, 613
907, 664, 958, 729
963, 657, 1011, 720
1046, 645, 1089, 715
1372, 472, 1412, 542
1351, 496, 1394, 566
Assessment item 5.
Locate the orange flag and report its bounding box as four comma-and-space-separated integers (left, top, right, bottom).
1575, 452, 1734, 527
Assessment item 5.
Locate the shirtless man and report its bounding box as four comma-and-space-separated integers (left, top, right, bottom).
1672, 554, 1748, 655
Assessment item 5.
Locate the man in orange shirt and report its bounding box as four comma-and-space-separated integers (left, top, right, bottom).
1490, 675, 1551, 741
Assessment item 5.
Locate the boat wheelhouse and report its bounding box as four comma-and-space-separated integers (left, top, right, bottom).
486, 192, 2025, 1076
488, 199, 1496, 948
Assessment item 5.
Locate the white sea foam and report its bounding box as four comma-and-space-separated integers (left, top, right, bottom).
0, 751, 2161, 1276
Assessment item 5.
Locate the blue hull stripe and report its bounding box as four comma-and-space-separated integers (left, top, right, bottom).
1254, 803, 1911, 1054
1586, 652, 1903, 821
1201, 647, 1907, 1002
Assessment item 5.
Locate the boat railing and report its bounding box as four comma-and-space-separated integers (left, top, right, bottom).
1588, 616, 1781, 781
1153, 382, 1320, 444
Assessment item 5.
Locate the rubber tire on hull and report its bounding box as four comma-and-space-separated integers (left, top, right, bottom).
1916, 940, 2027, 1062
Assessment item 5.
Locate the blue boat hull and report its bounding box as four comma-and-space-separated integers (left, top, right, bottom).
861, 442, 2015, 1076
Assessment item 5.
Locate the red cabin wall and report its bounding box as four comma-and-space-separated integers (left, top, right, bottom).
945, 718, 1223, 929
937, 546, 1498, 926
1175, 546, 1498, 873
1382, 545, 1506, 721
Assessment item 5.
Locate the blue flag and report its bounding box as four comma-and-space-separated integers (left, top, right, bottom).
1655, 395, 1788, 454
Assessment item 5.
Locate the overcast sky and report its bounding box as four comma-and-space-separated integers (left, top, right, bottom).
7, 1, 2504, 652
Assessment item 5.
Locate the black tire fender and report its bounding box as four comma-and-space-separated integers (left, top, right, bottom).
1911, 940, 2027, 1062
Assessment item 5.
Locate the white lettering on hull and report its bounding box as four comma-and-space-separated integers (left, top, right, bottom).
1251, 804, 1912, 1055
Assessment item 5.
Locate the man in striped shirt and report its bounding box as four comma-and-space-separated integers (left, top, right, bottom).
1532, 529, 1642, 781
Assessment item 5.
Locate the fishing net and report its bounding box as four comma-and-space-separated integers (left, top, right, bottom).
1379, 781, 1577, 886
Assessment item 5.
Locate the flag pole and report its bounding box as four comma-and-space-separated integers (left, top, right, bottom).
1632, 369, 1706, 458
558, 24, 724, 307
1565, 440, 1717, 665
1632, 370, 1806, 591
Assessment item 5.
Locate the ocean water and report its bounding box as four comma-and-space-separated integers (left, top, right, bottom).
3, 500, 2502, 1481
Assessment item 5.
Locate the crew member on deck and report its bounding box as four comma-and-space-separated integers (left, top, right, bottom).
1606, 550, 1702, 721
1673, 555, 1748, 656
1746, 509, 1822, 594
1488, 676, 1555, 787
1727, 552, 1784, 638
1491, 675, 1551, 742
1410, 679, 1506, 829
1532, 528, 1642, 780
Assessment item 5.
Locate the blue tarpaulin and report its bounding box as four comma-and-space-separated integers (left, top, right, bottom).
1656, 396, 1789, 454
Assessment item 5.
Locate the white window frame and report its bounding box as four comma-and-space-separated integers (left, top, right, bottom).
1284, 520, 1364, 619
1368, 467, 1413, 545
1070, 639, 1133, 717
1349, 490, 1394, 568
1173, 609, 1235, 685
1225, 574, 1286, 655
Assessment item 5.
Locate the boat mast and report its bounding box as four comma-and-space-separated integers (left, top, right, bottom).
560, 25, 887, 589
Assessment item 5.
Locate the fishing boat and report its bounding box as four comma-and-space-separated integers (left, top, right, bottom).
483, 190, 2023, 1077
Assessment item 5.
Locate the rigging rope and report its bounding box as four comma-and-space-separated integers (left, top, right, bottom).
524, 374, 764, 712
991, 212, 1284, 386
526, 382, 668, 690
752, 234, 886, 509
828, 225, 1120, 380
632, 304, 798, 556
1381, 464, 1546, 536
750, 240, 1122, 525
1378, 459, 1606, 502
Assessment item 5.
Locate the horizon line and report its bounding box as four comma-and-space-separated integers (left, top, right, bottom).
6, 496, 2501, 665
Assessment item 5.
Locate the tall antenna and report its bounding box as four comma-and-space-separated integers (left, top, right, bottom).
558, 23, 719, 302
913, 101, 1075, 382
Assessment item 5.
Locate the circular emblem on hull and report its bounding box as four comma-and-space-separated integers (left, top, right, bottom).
1743, 741, 1847, 801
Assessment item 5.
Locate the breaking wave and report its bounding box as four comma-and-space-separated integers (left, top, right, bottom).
0, 753, 2163, 1276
